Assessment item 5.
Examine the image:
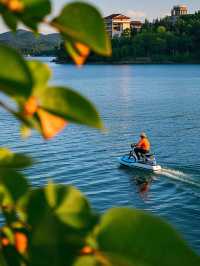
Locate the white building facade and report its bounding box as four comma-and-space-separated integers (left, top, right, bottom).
104, 14, 131, 38
171, 5, 188, 17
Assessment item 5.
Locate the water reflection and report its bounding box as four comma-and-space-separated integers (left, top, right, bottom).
134, 174, 154, 199
119, 165, 158, 199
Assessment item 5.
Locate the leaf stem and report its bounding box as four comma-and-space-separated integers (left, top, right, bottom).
0, 100, 15, 114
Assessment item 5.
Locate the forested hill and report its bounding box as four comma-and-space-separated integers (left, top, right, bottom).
0, 29, 61, 55
56, 11, 200, 64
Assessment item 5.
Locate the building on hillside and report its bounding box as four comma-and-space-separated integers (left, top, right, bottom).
104, 14, 131, 38
171, 5, 188, 17
131, 21, 143, 32
170, 5, 188, 24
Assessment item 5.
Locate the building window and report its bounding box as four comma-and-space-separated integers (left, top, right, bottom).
113, 23, 121, 31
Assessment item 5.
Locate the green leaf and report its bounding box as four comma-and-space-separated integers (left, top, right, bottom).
96, 208, 200, 266
0, 44, 33, 98
0, 252, 8, 266
37, 86, 104, 129
0, 148, 33, 169
26, 184, 97, 240
1, 227, 14, 244
1, 245, 22, 266
28, 60, 51, 91
0, 169, 29, 205
20, 0, 51, 30
25, 185, 97, 266
1, 10, 17, 31
52, 2, 111, 56
45, 183, 95, 230
0, 0, 51, 31
73, 256, 99, 266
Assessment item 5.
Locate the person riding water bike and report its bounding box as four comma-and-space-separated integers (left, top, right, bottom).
133, 132, 151, 160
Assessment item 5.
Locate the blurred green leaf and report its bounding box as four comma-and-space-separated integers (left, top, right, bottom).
0, 148, 33, 169
1, 10, 17, 31
52, 2, 111, 56
1, 226, 14, 244
28, 60, 51, 91
0, 169, 29, 205
96, 208, 200, 266
37, 86, 104, 129
45, 183, 95, 230
73, 256, 99, 266
26, 184, 97, 238
0, 0, 51, 31
25, 185, 97, 266
26, 184, 96, 232
0, 252, 8, 266
0, 44, 33, 98
21, 0, 51, 30
1, 245, 22, 266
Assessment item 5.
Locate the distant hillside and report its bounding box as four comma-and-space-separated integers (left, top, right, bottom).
0, 30, 62, 55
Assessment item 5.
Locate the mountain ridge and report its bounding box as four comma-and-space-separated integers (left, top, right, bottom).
0, 29, 61, 55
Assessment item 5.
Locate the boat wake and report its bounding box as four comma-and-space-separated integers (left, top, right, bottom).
160, 168, 200, 188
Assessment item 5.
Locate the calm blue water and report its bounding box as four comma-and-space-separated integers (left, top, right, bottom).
0, 58, 200, 253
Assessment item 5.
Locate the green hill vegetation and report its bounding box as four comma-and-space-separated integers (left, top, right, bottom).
56, 11, 200, 64
0, 29, 61, 56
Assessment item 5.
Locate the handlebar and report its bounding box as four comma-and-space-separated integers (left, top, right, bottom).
131, 143, 136, 149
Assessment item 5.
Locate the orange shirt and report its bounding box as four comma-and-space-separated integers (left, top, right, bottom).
137, 138, 150, 151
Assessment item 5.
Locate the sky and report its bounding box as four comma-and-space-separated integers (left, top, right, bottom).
0, 0, 200, 33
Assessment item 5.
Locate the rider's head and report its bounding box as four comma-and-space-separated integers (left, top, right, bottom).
140, 132, 147, 139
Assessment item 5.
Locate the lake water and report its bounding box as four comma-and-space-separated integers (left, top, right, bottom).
0, 58, 200, 253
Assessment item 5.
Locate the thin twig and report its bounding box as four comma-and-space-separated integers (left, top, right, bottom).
0, 100, 15, 114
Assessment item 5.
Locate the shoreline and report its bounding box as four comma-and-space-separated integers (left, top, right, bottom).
52, 58, 200, 65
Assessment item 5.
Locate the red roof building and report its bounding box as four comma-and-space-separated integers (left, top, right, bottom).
104, 14, 131, 38
104, 14, 131, 20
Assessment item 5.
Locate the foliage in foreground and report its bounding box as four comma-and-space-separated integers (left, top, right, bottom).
0, 151, 199, 266
0, 1, 199, 266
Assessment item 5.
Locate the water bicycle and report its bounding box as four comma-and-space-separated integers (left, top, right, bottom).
118, 144, 162, 172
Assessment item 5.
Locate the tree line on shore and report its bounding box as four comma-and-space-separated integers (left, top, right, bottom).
56, 11, 200, 63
